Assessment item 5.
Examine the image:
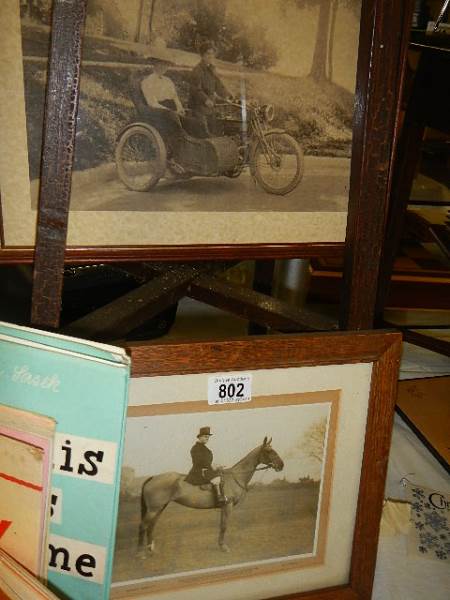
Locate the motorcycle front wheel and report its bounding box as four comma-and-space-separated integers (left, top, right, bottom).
115, 125, 167, 192
250, 132, 304, 195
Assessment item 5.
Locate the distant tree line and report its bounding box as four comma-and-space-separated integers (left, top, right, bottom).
21, 0, 361, 82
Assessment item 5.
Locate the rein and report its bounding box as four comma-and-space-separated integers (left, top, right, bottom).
225, 464, 272, 476
228, 464, 273, 491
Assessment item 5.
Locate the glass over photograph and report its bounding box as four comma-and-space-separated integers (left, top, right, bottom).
0, 0, 362, 247
112, 392, 338, 592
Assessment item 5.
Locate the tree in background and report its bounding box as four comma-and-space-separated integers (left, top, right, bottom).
171, 0, 278, 70
88, 0, 127, 39
300, 418, 328, 465
288, 0, 360, 82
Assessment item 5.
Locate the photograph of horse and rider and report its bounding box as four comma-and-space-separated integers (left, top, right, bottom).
112, 399, 335, 588
22, 0, 361, 215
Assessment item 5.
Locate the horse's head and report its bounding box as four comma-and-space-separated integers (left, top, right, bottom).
259, 436, 284, 472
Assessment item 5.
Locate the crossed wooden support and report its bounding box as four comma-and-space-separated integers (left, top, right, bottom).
62, 262, 337, 342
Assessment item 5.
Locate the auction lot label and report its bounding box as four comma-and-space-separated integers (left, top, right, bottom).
208, 373, 252, 405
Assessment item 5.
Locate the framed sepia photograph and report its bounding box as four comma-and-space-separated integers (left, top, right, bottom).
110, 330, 401, 599
0, 0, 409, 260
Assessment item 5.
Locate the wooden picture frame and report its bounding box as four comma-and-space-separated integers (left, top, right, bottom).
110, 330, 401, 600
0, 0, 411, 264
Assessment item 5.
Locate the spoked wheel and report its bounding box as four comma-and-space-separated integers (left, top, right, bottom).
224, 166, 243, 178
115, 125, 167, 191
250, 132, 304, 195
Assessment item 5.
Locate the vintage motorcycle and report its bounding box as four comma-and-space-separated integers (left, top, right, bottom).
115, 97, 304, 196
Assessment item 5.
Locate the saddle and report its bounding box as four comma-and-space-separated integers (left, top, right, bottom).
183, 477, 231, 506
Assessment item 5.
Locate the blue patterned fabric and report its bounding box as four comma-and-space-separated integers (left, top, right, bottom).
407, 481, 450, 561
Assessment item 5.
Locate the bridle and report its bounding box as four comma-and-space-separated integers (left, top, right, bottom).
230, 464, 272, 491
227, 447, 277, 491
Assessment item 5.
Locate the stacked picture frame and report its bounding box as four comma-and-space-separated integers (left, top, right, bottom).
0, 2, 413, 598
110, 331, 402, 599
0, 0, 413, 330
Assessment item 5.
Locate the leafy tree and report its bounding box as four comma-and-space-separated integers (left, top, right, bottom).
149, 0, 194, 46
172, 0, 278, 70
88, 0, 127, 39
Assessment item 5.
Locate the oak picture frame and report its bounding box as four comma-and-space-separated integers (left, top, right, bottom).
111, 330, 402, 600
0, 0, 414, 332
0, 0, 412, 263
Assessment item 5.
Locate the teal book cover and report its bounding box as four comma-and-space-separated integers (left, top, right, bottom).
0, 322, 130, 600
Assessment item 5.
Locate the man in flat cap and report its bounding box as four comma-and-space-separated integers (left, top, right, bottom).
189, 41, 232, 135
185, 426, 227, 505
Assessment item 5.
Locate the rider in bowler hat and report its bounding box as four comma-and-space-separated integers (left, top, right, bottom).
185, 426, 227, 505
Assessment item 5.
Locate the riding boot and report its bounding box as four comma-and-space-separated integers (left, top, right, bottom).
213, 483, 227, 506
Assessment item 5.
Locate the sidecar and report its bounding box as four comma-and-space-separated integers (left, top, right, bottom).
115, 76, 240, 192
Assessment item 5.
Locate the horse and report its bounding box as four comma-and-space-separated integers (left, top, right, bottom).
137, 436, 284, 556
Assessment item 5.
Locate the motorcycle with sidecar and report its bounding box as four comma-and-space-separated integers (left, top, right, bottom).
115, 79, 304, 196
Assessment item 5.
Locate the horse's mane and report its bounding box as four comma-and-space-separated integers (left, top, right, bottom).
231, 443, 264, 469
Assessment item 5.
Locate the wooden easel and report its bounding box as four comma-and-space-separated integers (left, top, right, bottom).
28, 0, 414, 341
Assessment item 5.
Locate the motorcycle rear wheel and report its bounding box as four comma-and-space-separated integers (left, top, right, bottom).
115, 125, 167, 192
250, 132, 304, 195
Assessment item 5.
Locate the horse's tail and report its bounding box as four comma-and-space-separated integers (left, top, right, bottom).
140, 476, 153, 520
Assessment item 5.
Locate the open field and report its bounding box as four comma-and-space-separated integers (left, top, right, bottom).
112, 482, 320, 583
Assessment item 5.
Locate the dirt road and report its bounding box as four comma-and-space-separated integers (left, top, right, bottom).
64, 156, 349, 213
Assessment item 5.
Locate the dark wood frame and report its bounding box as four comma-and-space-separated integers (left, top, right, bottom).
1, 0, 411, 265
119, 330, 402, 600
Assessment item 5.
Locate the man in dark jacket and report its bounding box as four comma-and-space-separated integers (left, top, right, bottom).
188, 42, 231, 135
185, 426, 227, 505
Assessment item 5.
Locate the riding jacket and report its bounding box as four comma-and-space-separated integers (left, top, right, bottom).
185, 441, 217, 485
188, 61, 229, 117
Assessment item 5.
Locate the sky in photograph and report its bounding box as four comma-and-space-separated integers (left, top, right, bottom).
123, 401, 332, 482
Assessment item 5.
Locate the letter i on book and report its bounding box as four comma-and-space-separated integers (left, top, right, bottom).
0, 405, 56, 580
